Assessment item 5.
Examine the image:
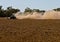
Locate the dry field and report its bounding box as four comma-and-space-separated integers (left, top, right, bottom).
0, 19, 60, 42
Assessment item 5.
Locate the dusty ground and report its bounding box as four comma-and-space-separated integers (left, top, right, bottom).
0, 19, 60, 42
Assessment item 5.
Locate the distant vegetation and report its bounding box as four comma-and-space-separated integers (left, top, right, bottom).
0, 6, 60, 18
53, 8, 60, 11
24, 7, 45, 13
0, 6, 20, 17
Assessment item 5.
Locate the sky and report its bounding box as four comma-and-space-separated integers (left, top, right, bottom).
0, 0, 60, 12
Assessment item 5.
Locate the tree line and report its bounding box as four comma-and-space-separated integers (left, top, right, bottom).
0, 6, 20, 17
0, 6, 60, 18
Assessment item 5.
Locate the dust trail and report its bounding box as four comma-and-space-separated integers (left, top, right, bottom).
42, 10, 60, 19
15, 12, 42, 19
14, 10, 60, 19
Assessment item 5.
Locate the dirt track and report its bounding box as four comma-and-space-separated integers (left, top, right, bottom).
0, 19, 60, 42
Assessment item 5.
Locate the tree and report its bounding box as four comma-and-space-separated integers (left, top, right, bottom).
24, 7, 32, 13
0, 6, 2, 10
5, 6, 20, 17
40, 10, 45, 13
53, 8, 60, 11
33, 9, 40, 12
0, 6, 5, 17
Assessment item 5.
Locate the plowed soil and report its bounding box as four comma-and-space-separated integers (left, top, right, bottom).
0, 19, 60, 42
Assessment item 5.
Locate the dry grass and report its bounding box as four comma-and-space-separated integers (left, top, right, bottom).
0, 19, 60, 42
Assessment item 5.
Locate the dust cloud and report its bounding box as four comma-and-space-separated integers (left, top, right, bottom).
42, 10, 60, 19
15, 12, 42, 19
14, 10, 60, 19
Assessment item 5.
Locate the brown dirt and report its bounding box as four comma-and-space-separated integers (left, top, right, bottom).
0, 19, 60, 42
